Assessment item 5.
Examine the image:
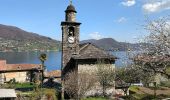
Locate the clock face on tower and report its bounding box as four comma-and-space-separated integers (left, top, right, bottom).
68, 36, 75, 43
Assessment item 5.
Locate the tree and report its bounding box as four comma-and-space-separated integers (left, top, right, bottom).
39, 53, 47, 70
134, 17, 170, 78
96, 60, 115, 97
32, 70, 41, 91
39, 53, 47, 83
133, 17, 170, 98
64, 70, 96, 99
116, 66, 139, 84
116, 65, 154, 87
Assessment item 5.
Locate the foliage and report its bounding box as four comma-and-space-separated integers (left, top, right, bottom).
39, 53, 47, 69
128, 86, 170, 100
16, 88, 57, 100
96, 60, 115, 97
43, 88, 57, 100
116, 66, 140, 84
134, 17, 170, 78
39, 53, 47, 63
129, 86, 140, 93
0, 82, 35, 89
82, 97, 109, 100
15, 82, 35, 88
64, 71, 96, 99
160, 81, 170, 88
116, 66, 154, 87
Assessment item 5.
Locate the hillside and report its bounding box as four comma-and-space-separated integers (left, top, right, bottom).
81, 38, 143, 51
0, 24, 144, 52
0, 24, 60, 52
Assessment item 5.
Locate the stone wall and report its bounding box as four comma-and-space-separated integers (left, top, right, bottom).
2, 72, 28, 83
78, 63, 116, 96
78, 64, 115, 74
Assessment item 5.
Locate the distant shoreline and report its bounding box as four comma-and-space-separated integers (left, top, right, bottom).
0, 50, 60, 53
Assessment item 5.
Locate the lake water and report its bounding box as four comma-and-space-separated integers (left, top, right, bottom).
0, 51, 132, 71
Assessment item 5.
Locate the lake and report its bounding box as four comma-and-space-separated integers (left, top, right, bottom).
0, 51, 132, 71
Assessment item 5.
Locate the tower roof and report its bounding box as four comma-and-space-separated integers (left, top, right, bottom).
65, 4, 77, 13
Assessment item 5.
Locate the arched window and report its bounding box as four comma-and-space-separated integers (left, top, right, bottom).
68, 27, 74, 37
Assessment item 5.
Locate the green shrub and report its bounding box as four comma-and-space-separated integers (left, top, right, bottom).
129, 86, 139, 93
160, 81, 170, 88
82, 97, 109, 100
43, 88, 57, 100
15, 83, 35, 88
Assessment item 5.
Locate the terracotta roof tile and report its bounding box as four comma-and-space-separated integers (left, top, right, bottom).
0, 60, 6, 70
6, 64, 42, 71
46, 70, 61, 77
0, 60, 41, 71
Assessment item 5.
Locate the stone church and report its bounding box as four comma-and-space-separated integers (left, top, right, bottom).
61, 2, 117, 97
61, 2, 116, 76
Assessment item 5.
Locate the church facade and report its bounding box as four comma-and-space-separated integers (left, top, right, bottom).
61, 2, 117, 97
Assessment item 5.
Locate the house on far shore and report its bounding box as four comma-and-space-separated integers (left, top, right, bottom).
0, 89, 17, 100
0, 60, 42, 84
44, 70, 61, 82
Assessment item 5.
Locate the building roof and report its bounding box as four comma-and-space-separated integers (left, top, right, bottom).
65, 4, 77, 13
0, 60, 6, 70
45, 70, 61, 78
115, 77, 130, 89
0, 89, 16, 98
72, 43, 116, 60
0, 60, 42, 72
6, 64, 42, 71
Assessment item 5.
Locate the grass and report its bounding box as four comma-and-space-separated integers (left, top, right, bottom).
15, 83, 35, 88
129, 86, 140, 93
82, 97, 109, 100
17, 88, 58, 100
160, 81, 170, 88
129, 86, 170, 100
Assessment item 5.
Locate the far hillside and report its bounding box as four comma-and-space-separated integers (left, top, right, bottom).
0, 24, 60, 52
81, 38, 146, 51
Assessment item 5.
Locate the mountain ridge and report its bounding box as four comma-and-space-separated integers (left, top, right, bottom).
81, 38, 143, 51
0, 24, 143, 52
0, 24, 60, 51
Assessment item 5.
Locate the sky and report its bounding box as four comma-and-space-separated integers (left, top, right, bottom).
0, 0, 170, 43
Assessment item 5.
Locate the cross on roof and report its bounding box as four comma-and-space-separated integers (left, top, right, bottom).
70, 0, 72, 5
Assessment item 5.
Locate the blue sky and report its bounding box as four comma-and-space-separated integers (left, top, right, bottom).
0, 0, 170, 43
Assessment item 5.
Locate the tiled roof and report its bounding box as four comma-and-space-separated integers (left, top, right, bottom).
6, 64, 42, 71
0, 89, 16, 98
0, 60, 41, 71
0, 60, 6, 70
115, 77, 130, 89
45, 70, 61, 77
72, 43, 116, 60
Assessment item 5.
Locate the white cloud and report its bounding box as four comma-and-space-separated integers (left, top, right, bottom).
121, 0, 136, 7
89, 32, 104, 40
142, 0, 170, 13
117, 17, 127, 23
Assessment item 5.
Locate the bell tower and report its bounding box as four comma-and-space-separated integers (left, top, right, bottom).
61, 1, 81, 68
